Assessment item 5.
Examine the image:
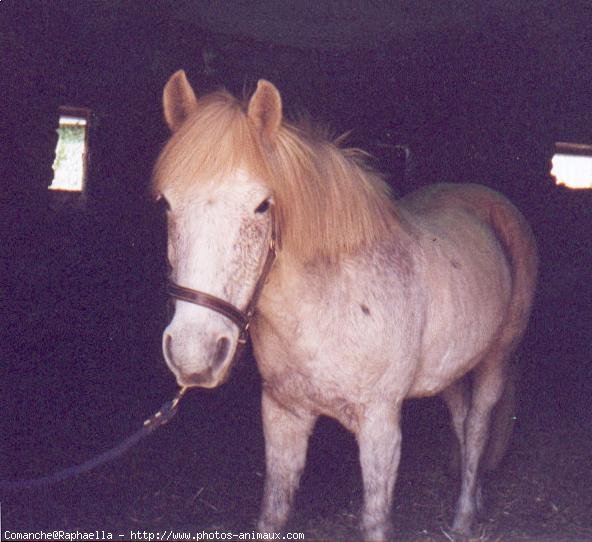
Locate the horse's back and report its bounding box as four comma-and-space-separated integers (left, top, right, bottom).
402, 183, 537, 281
402, 183, 524, 227
403, 183, 537, 336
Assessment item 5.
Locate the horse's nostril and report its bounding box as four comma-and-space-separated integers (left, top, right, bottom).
164, 333, 174, 362
213, 336, 231, 368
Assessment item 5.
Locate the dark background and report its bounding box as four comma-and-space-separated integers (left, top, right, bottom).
1, 2, 591, 540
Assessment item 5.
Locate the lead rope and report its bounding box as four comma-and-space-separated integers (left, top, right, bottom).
0, 387, 188, 491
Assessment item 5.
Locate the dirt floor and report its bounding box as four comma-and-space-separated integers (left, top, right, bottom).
2, 332, 591, 542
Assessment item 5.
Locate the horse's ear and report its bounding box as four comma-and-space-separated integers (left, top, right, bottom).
248, 80, 282, 140
163, 70, 198, 132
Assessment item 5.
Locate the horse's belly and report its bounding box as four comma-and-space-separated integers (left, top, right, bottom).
409, 345, 493, 398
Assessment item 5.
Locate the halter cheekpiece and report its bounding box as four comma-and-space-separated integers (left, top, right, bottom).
167, 208, 279, 358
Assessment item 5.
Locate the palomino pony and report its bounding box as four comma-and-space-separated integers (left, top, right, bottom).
153, 70, 537, 540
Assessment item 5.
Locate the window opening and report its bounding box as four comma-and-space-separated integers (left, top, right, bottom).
551, 142, 592, 189
49, 106, 91, 192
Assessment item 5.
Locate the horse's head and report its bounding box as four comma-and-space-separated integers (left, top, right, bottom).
153, 71, 282, 388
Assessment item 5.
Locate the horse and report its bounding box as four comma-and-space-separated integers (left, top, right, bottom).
152, 70, 538, 541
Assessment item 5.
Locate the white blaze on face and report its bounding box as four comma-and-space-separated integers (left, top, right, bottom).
161, 170, 272, 388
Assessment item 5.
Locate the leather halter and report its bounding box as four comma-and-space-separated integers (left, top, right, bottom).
167, 208, 279, 357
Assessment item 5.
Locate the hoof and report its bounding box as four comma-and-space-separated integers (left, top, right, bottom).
257, 519, 281, 536
446, 531, 472, 542
361, 520, 393, 542
451, 514, 474, 540
447, 522, 489, 542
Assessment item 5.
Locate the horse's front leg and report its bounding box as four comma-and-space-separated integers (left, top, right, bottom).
357, 403, 402, 541
257, 390, 317, 534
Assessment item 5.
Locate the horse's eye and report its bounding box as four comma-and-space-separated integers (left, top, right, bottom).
255, 199, 270, 214
156, 195, 170, 212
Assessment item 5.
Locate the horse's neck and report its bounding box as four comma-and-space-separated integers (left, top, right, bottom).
254, 253, 326, 327
254, 240, 412, 328
257, 254, 312, 313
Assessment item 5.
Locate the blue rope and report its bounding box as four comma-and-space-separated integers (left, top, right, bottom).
0, 388, 186, 491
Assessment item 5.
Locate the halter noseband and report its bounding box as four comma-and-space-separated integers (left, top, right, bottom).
167, 209, 279, 356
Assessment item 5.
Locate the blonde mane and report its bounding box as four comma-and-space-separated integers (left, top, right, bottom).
153, 90, 401, 263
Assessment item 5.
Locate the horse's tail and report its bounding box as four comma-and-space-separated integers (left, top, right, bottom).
482, 357, 518, 470
463, 184, 538, 470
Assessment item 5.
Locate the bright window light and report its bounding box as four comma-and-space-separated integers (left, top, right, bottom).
49, 107, 91, 192
551, 142, 592, 189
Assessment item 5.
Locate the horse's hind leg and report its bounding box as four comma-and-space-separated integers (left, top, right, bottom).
441, 376, 471, 477
357, 402, 403, 541
452, 352, 508, 536
257, 390, 317, 535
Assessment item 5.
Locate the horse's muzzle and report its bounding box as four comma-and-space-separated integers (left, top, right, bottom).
162, 332, 235, 388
